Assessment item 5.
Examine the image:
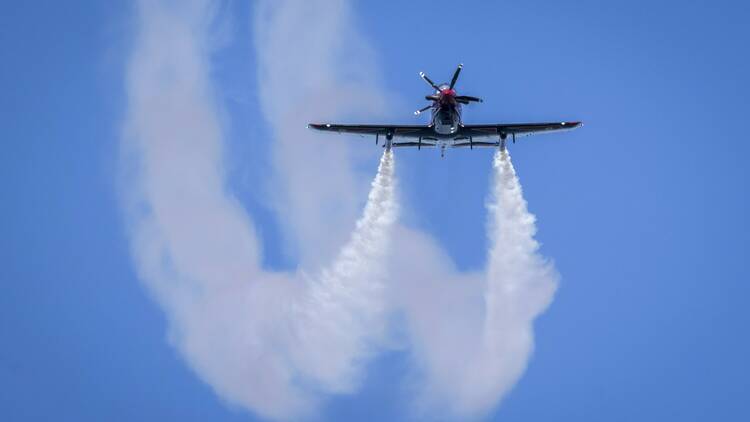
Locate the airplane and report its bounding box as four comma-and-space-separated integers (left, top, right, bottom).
308, 64, 582, 157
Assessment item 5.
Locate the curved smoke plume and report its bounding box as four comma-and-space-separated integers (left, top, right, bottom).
121, 1, 397, 420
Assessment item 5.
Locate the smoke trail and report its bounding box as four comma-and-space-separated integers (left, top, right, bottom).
253, 0, 389, 268
486, 150, 558, 330
473, 150, 559, 414
291, 151, 397, 391
398, 150, 558, 419
120, 2, 397, 420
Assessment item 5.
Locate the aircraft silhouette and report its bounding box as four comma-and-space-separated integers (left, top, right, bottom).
309, 64, 581, 157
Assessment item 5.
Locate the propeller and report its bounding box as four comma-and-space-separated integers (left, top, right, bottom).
414, 104, 433, 115
449, 63, 463, 89
419, 71, 441, 92
415, 64, 480, 117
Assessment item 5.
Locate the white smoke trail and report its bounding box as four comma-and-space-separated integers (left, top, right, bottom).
120, 2, 398, 420
397, 151, 558, 419
486, 150, 558, 336
471, 150, 558, 414
290, 151, 397, 392
253, 0, 389, 268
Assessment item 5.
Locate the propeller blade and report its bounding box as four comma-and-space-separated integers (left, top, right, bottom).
449, 63, 463, 89
419, 71, 441, 91
414, 104, 432, 115
455, 95, 482, 103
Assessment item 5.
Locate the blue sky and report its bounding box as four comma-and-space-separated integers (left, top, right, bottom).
2, 1, 749, 421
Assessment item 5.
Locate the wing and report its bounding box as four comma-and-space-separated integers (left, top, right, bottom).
460, 121, 582, 138
308, 123, 433, 139
308, 121, 582, 148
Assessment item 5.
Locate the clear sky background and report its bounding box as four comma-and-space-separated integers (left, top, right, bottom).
2, 1, 749, 421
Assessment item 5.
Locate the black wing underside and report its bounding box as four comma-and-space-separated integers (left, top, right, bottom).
459, 122, 582, 137
307, 124, 433, 138
308, 122, 581, 148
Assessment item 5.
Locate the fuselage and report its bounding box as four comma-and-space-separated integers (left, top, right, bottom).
430, 84, 461, 136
